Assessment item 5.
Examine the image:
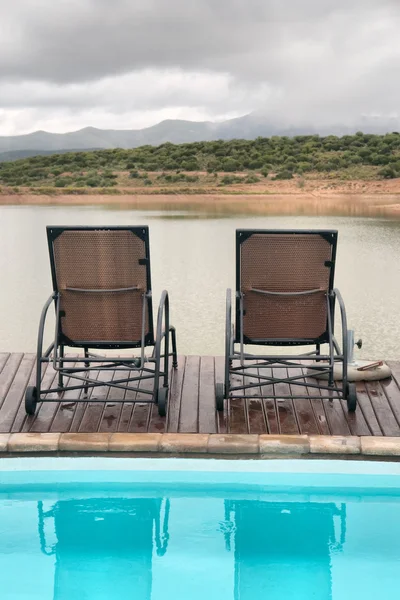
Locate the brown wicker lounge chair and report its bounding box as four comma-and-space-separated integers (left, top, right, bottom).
216, 229, 357, 412
25, 226, 177, 417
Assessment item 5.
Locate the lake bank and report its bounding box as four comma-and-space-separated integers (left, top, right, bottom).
1, 191, 400, 218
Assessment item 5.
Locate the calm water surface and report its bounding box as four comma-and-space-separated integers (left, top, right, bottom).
0, 206, 399, 358
1, 481, 400, 600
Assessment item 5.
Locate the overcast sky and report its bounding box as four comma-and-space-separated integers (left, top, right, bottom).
1, 0, 400, 135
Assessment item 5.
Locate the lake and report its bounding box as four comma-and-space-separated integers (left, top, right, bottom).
0, 205, 399, 359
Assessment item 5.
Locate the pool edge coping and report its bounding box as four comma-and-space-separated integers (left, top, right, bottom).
0, 433, 399, 459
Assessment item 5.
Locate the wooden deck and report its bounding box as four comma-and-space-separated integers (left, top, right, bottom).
0, 353, 400, 436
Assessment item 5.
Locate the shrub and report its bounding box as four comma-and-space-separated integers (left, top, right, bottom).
54, 178, 68, 188
181, 160, 198, 171
378, 166, 397, 179
102, 170, 117, 179
248, 159, 263, 169
220, 175, 243, 185
260, 168, 269, 178
273, 170, 294, 180
244, 175, 260, 184
285, 161, 297, 172
86, 177, 102, 187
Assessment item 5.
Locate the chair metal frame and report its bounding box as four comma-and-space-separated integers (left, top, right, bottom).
25, 226, 177, 417
216, 229, 357, 412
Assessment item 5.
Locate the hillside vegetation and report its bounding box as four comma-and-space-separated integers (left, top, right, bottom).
1, 132, 400, 194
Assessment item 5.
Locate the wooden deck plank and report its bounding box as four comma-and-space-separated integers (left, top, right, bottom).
302, 368, 331, 435
25, 361, 59, 432
353, 381, 382, 436
340, 395, 372, 436
387, 361, 400, 386
321, 397, 351, 436
69, 364, 103, 432
98, 367, 128, 433
77, 367, 112, 433
198, 356, 217, 434
288, 367, 320, 435
228, 361, 248, 434
0, 354, 35, 433
0, 353, 23, 409
258, 365, 279, 435
127, 364, 155, 433
147, 361, 173, 434
147, 399, 167, 434
166, 355, 186, 433
118, 367, 141, 433
364, 379, 400, 437
215, 356, 228, 434
0, 353, 10, 375
178, 355, 200, 433
316, 378, 352, 436
245, 364, 267, 435
12, 361, 49, 433
272, 366, 299, 435
380, 376, 400, 427
49, 360, 84, 433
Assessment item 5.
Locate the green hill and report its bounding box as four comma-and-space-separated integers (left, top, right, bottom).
0, 133, 399, 193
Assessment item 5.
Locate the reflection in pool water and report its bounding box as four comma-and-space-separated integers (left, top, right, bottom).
223, 500, 345, 600
1, 487, 400, 600
37, 498, 169, 600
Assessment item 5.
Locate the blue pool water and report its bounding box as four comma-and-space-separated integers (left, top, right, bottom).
1, 458, 400, 600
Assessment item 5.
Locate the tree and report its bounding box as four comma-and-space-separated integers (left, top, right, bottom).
182, 160, 199, 171
222, 158, 241, 172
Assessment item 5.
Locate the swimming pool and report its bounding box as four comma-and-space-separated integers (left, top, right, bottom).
1, 458, 400, 600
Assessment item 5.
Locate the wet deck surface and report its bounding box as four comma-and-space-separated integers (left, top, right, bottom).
0, 353, 400, 436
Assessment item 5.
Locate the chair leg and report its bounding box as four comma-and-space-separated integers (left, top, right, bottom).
315, 343, 321, 363
84, 347, 90, 395
58, 345, 64, 389
170, 326, 178, 368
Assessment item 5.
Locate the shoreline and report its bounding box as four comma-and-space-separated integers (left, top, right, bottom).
1, 191, 400, 218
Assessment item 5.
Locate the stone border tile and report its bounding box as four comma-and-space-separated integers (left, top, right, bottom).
0, 434, 10, 452
208, 434, 259, 454
260, 434, 309, 455
2, 432, 400, 459
160, 434, 209, 453
8, 433, 60, 452
109, 433, 161, 452
59, 433, 110, 452
309, 435, 361, 454
361, 436, 400, 456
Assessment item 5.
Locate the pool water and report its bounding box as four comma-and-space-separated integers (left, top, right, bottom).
1, 459, 400, 600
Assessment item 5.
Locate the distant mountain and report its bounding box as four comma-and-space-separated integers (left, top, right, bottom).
1, 113, 400, 159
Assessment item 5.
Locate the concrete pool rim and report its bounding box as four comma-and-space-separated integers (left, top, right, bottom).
0, 433, 399, 460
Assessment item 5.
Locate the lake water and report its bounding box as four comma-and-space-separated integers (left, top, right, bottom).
0, 205, 399, 358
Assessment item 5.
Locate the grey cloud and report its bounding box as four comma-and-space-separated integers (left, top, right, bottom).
1, 0, 400, 133
1, 0, 398, 84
